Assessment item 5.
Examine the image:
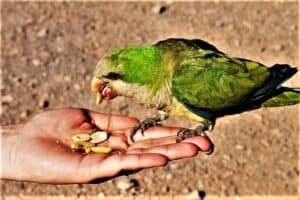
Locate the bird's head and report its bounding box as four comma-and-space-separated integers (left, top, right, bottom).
91, 46, 162, 107
91, 49, 125, 106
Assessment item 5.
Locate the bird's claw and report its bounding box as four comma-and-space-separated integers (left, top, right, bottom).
129, 117, 161, 143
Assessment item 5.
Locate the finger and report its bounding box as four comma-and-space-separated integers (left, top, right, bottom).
182, 136, 212, 153
69, 124, 98, 135
127, 142, 199, 160
88, 111, 139, 132
128, 126, 181, 142
129, 135, 212, 153
87, 153, 168, 180
98, 135, 128, 151
129, 136, 176, 149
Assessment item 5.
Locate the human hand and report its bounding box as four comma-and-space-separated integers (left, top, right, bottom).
1, 108, 213, 184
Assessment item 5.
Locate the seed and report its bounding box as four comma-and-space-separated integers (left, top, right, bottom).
70, 131, 110, 154
72, 133, 91, 142
70, 141, 95, 152
81, 141, 95, 148
91, 146, 112, 153
70, 142, 86, 153
85, 146, 91, 153
90, 131, 108, 143
71, 142, 95, 149
70, 142, 81, 149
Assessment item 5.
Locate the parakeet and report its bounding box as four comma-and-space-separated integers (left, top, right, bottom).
91, 38, 300, 153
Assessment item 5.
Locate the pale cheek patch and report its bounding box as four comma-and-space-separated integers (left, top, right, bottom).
110, 80, 149, 98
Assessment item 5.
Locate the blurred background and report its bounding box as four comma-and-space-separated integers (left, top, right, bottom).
1, 1, 298, 197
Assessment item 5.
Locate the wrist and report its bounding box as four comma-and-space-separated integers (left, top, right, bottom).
1, 124, 23, 180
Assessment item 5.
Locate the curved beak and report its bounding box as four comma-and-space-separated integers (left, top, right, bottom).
91, 77, 117, 107
91, 77, 104, 106
96, 93, 103, 106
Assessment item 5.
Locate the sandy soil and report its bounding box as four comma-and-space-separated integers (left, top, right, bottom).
1, 1, 299, 197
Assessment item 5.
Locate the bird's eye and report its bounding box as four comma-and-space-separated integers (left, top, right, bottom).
103, 72, 123, 80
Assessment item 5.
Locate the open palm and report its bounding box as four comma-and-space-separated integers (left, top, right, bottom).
3, 108, 212, 183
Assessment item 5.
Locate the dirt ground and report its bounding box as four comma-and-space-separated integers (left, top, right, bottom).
1, 1, 299, 198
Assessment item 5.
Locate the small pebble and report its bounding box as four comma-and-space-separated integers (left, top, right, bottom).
37, 28, 48, 38
20, 109, 31, 118
274, 44, 285, 51
223, 154, 231, 161
38, 98, 49, 108
29, 79, 38, 89
152, 4, 167, 14
170, 162, 179, 169
235, 144, 244, 150
186, 190, 199, 199
242, 20, 253, 29
64, 75, 71, 82
215, 20, 225, 27
116, 178, 133, 191
182, 187, 192, 194
26, 186, 32, 193
162, 186, 170, 193
74, 83, 81, 91
2, 94, 14, 103
165, 173, 173, 180
40, 51, 50, 60
32, 59, 40, 66
97, 192, 105, 198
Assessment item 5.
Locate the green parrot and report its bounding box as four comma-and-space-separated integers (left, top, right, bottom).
91, 38, 300, 153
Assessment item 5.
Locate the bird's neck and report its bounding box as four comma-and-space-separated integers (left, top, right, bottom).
109, 79, 173, 110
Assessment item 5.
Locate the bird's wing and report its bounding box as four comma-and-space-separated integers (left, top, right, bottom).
155, 38, 224, 54
171, 49, 270, 113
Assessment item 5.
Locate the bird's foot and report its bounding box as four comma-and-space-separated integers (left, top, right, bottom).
199, 120, 213, 132
129, 117, 161, 142
176, 124, 214, 155
129, 111, 168, 143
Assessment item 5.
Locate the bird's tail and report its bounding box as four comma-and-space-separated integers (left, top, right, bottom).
262, 87, 300, 107
213, 64, 299, 117
242, 64, 299, 108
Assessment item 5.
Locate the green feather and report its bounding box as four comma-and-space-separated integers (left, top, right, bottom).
262, 88, 300, 107
171, 48, 270, 111
108, 46, 173, 93
112, 46, 162, 84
